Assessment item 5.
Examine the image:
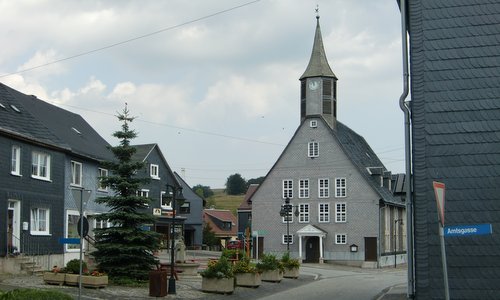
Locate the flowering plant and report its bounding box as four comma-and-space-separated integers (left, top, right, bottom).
88, 270, 106, 277
51, 265, 62, 273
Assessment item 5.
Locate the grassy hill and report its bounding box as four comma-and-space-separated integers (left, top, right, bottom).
205, 189, 244, 216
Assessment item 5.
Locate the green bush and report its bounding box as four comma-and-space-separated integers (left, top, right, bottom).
233, 257, 258, 274
0, 288, 72, 300
281, 252, 300, 269
221, 249, 242, 260
200, 256, 233, 279
65, 259, 87, 274
256, 253, 284, 272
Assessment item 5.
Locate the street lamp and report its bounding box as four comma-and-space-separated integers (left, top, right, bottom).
164, 184, 185, 295
279, 197, 299, 252
394, 218, 403, 268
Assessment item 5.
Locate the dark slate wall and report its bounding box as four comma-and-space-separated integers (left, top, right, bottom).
409, 0, 500, 299
0, 135, 65, 256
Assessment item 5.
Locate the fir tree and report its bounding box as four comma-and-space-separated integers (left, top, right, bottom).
93, 105, 161, 281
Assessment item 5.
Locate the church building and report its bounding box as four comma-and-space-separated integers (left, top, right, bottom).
251, 14, 405, 267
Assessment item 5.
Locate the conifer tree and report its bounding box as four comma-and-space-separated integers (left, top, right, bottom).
93, 105, 161, 280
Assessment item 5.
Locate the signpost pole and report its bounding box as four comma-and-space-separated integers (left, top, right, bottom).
433, 181, 450, 300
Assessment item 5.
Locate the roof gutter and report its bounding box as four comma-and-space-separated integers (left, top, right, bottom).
398, 0, 415, 298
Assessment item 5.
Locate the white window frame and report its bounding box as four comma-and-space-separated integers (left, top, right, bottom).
66, 210, 84, 252
150, 164, 160, 179
319, 203, 330, 223
308, 141, 319, 158
30, 207, 50, 235
161, 191, 172, 210
310, 120, 318, 128
139, 189, 150, 207
11, 145, 21, 176
335, 202, 347, 223
282, 234, 294, 245
71, 161, 83, 187
31, 151, 51, 181
281, 203, 294, 223
335, 178, 347, 197
97, 168, 109, 192
93, 215, 111, 230
282, 179, 293, 199
335, 233, 347, 245
298, 203, 310, 223
319, 178, 330, 198
299, 179, 310, 198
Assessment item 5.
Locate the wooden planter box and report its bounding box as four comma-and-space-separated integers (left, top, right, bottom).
261, 269, 283, 283
283, 267, 300, 279
235, 272, 261, 287
64, 274, 79, 286
43, 272, 66, 285
64, 274, 108, 288
201, 277, 234, 294
82, 275, 108, 288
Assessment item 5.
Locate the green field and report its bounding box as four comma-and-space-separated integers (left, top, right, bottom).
206, 189, 244, 215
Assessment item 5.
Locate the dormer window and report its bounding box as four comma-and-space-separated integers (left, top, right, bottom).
150, 164, 159, 179
310, 120, 318, 128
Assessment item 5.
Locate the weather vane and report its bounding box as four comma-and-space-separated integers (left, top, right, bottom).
315, 4, 319, 19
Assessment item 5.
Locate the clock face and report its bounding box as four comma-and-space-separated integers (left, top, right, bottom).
308, 80, 319, 91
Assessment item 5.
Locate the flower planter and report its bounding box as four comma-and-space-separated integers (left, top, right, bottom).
261, 269, 283, 283
63, 274, 108, 288
201, 277, 234, 294
235, 272, 261, 287
64, 274, 79, 286
43, 272, 65, 285
283, 267, 300, 279
82, 275, 108, 288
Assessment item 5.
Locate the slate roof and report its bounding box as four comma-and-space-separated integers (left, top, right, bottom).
0, 82, 112, 161
300, 16, 337, 80
238, 184, 258, 211
132, 143, 180, 186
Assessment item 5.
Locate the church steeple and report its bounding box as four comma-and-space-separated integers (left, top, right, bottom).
300, 12, 338, 130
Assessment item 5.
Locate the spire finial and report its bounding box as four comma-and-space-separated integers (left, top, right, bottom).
315, 4, 319, 20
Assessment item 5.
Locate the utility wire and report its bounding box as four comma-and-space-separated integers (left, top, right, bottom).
0, 0, 261, 78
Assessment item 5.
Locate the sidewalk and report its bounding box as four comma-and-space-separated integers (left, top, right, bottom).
375, 283, 408, 300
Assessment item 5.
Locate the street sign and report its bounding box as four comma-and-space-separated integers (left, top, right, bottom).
59, 238, 80, 244
252, 230, 267, 237
153, 208, 162, 216
444, 224, 493, 237
433, 181, 446, 227
71, 188, 91, 213
77, 216, 89, 238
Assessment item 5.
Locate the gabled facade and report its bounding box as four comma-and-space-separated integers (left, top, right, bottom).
403, 0, 500, 298
0, 82, 113, 270
251, 15, 405, 267
174, 172, 204, 248
237, 183, 258, 241
131, 144, 185, 247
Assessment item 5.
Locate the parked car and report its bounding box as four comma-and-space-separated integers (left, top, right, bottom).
226, 240, 243, 250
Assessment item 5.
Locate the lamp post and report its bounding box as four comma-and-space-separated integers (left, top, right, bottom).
165, 184, 185, 295
394, 218, 403, 268
279, 197, 299, 252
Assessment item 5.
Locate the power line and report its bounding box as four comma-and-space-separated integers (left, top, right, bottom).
0, 0, 261, 79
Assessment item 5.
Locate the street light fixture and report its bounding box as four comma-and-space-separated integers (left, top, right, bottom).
394, 218, 404, 268
164, 184, 185, 295
279, 197, 299, 252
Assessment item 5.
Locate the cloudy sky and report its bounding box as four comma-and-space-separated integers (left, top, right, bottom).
0, 0, 405, 189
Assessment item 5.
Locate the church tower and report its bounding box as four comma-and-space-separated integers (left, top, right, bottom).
300, 14, 338, 130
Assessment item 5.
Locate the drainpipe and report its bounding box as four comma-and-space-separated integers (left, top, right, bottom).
398, 0, 414, 298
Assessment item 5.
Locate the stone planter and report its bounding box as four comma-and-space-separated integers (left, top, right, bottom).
82, 275, 108, 288
201, 277, 234, 294
43, 272, 66, 285
235, 272, 261, 288
283, 267, 300, 279
261, 269, 283, 283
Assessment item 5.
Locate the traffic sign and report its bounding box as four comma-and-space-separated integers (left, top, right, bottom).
433, 181, 446, 227
444, 224, 493, 237
77, 216, 89, 238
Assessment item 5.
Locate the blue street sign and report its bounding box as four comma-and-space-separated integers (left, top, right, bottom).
59, 238, 81, 244
444, 224, 492, 237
